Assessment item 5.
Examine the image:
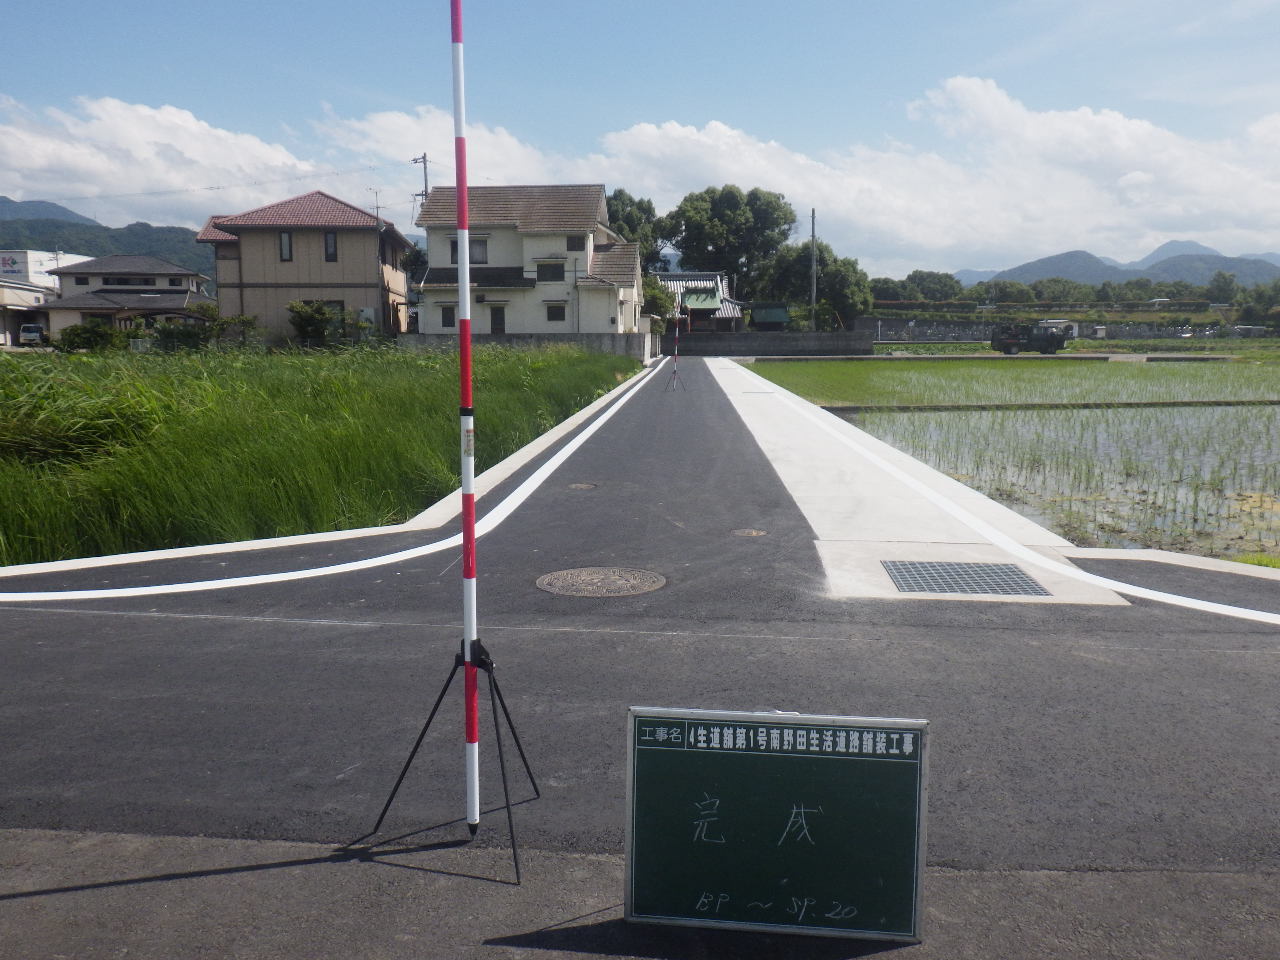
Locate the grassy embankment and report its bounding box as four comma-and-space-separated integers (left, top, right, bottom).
750, 355, 1280, 563
0, 345, 639, 566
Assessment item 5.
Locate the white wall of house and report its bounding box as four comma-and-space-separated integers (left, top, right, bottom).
420, 224, 638, 336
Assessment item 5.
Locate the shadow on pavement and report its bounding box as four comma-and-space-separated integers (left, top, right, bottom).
485, 914, 908, 959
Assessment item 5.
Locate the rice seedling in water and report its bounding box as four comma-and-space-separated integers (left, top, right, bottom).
856, 405, 1280, 558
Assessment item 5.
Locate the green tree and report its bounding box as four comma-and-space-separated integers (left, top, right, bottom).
190, 301, 258, 346
1236, 278, 1280, 325
641, 275, 674, 334
966, 279, 1034, 303
1153, 280, 1196, 299
658, 185, 796, 297
869, 277, 922, 301
1114, 277, 1156, 301
905, 270, 962, 301
1031, 277, 1097, 302
607, 189, 666, 273
1205, 271, 1239, 304
758, 240, 873, 328
401, 243, 428, 283
56, 318, 126, 352
286, 300, 362, 346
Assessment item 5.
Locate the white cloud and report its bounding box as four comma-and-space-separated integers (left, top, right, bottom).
0, 97, 323, 228
5, 82, 1280, 276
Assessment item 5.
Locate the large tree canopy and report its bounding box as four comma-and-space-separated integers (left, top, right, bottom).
757, 239, 873, 328
869, 277, 922, 301
1030, 276, 1096, 302
959, 279, 1035, 303
606, 189, 666, 273
905, 270, 962, 302
658, 185, 796, 297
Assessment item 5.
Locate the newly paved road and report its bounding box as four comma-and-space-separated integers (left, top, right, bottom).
1, 356, 1276, 959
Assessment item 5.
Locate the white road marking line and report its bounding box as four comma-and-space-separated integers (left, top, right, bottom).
0, 360, 665, 603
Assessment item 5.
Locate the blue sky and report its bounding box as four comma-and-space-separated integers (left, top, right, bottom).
4, 0, 1280, 276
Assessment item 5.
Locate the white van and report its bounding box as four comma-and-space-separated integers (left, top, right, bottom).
18, 323, 48, 346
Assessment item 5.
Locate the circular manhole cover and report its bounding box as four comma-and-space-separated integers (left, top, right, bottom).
536, 566, 666, 597
732, 528, 768, 537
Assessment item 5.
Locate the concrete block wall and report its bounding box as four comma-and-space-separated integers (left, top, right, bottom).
398, 332, 658, 361
659, 331, 873, 357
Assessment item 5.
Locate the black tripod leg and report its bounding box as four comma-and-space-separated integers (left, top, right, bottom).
488, 669, 540, 799
365, 659, 462, 837
488, 666, 522, 885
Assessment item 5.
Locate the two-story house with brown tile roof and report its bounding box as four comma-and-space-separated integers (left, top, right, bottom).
198, 191, 411, 344
415, 184, 643, 336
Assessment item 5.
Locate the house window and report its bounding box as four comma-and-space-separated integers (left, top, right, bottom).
75, 276, 89, 285
168, 278, 184, 287
279, 231, 293, 262
566, 235, 586, 252
546, 303, 566, 323
325, 232, 338, 262
441, 305, 456, 328
450, 237, 488, 264
537, 262, 565, 282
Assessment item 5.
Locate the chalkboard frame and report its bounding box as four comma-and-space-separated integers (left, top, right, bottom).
625, 706, 929, 942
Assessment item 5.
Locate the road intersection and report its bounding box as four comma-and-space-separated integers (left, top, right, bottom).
2, 356, 1276, 958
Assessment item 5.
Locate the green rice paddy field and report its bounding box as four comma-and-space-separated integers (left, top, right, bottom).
751, 356, 1280, 561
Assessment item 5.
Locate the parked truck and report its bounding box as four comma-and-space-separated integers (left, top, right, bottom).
990, 321, 1069, 355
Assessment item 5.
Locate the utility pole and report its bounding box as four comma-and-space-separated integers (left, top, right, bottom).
412, 153, 430, 200
809, 208, 817, 329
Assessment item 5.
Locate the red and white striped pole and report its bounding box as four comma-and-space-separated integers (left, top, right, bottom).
450, 0, 481, 836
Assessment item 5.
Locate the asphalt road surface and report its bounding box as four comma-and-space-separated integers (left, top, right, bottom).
1, 356, 1276, 959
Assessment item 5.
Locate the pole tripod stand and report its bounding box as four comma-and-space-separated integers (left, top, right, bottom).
354, 640, 539, 883
665, 319, 686, 391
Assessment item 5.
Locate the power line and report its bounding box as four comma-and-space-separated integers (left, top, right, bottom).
38, 160, 417, 205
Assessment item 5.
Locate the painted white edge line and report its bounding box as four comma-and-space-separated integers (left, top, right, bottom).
0, 356, 658, 577
725, 360, 1280, 628
0, 358, 666, 602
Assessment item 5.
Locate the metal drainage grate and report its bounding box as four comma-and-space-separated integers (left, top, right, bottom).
882, 561, 1050, 596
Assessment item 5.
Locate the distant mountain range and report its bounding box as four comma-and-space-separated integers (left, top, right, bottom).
956, 241, 1280, 288
0, 198, 213, 279
0, 196, 100, 226
0, 219, 213, 279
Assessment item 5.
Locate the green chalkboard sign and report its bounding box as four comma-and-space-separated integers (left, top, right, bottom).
625, 707, 929, 942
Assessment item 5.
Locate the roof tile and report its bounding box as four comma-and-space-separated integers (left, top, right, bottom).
211, 191, 391, 229
418, 184, 607, 233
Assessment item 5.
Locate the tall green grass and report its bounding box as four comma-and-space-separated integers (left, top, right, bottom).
0, 346, 638, 565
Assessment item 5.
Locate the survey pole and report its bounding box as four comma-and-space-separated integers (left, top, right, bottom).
450, 0, 481, 834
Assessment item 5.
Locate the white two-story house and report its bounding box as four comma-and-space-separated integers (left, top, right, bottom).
416, 184, 643, 336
